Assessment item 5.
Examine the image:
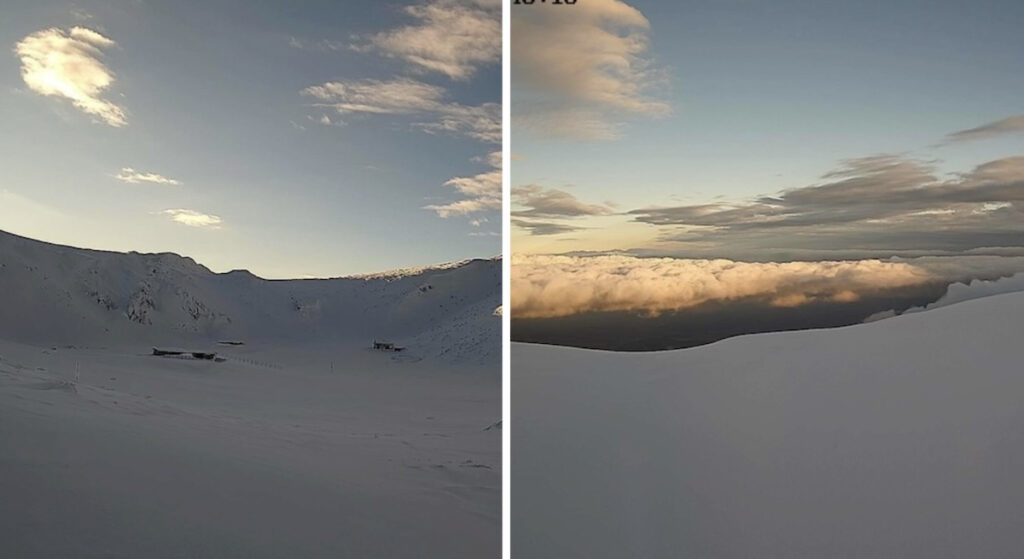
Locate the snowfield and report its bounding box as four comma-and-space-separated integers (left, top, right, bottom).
513, 290, 1024, 558
0, 230, 500, 558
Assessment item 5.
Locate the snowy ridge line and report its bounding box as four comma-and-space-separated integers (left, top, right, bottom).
345, 255, 502, 281
0, 229, 501, 364
0, 228, 497, 282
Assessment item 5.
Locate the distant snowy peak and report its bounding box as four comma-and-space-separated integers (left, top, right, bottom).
347, 255, 502, 281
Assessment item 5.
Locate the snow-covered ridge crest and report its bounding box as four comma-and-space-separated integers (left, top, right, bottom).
0, 229, 499, 363
345, 255, 502, 281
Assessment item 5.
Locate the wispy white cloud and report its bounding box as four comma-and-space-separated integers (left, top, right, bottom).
511, 185, 614, 235
303, 78, 445, 114
310, 114, 345, 126
513, 185, 614, 218
355, 0, 500, 80
160, 209, 222, 229
426, 151, 501, 217
627, 154, 1024, 256
942, 114, 1024, 144
14, 26, 127, 126
301, 78, 499, 143
512, 219, 584, 236
70, 8, 94, 21
115, 168, 181, 185
287, 36, 346, 52
415, 101, 501, 144
512, 0, 669, 140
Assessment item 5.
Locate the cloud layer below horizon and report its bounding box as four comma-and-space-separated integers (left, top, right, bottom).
512, 253, 1024, 319
302, 78, 500, 144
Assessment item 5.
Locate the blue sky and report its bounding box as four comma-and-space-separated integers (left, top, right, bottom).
511, 0, 1024, 257
1, 0, 500, 278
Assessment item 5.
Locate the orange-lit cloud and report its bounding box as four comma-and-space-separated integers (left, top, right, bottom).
512, 254, 935, 318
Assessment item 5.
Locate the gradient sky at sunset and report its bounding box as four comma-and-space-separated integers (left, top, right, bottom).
512, 0, 1024, 259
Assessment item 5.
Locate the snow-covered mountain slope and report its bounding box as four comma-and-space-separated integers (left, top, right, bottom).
513, 290, 1024, 558
0, 230, 500, 363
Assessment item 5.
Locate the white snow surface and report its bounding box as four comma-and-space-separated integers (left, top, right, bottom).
513, 291, 1024, 558
0, 230, 500, 558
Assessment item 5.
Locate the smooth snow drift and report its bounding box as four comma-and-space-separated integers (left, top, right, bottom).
0, 230, 500, 558
513, 291, 1024, 558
